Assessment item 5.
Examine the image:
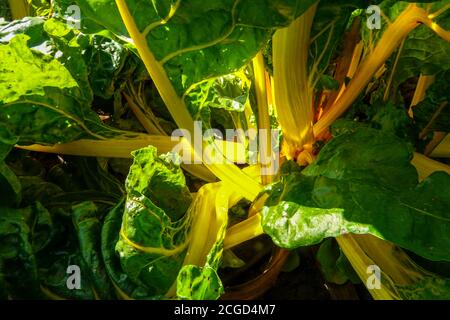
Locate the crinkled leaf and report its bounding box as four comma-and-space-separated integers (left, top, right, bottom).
125, 146, 192, 221
185, 73, 250, 126
72, 201, 115, 299
0, 18, 139, 146
176, 265, 223, 300
115, 147, 192, 297
0, 34, 121, 145
395, 2, 450, 87
72, 0, 319, 121
102, 200, 158, 299
262, 127, 450, 262
0, 203, 51, 298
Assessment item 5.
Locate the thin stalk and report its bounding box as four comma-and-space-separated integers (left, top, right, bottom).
124, 87, 217, 182
424, 132, 446, 156
123, 92, 164, 135
253, 52, 273, 185
428, 4, 450, 19
383, 39, 405, 102
323, 18, 362, 113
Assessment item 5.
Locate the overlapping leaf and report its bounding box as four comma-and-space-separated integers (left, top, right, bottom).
261, 127, 450, 262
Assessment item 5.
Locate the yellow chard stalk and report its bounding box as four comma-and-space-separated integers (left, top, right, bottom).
253, 52, 273, 185
272, 4, 318, 160
8, 0, 29, 19
115, 0, 262, 201
314, 4, 450, 137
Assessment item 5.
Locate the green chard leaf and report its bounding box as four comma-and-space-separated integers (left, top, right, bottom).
112, 146, 193, 298
85, 34, 129, 100
71, 0, 319, 122
184, 72, 251, 129
0, 18, 140, 147
103, 146, 229, 300
176, 214, 227, 300
72, 201, 116, 299
0, 142, 21, 206
261, 127, 450, 262
102, 200, 159, 299
4, 152, 123, 211
37, 239, 100, 300
0, 34, 109, 145
0, 202, 55, 299
125, 146, 192, 221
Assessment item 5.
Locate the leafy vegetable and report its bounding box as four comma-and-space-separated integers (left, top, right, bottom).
1, 0, 450, 302
261, 127, 450, 262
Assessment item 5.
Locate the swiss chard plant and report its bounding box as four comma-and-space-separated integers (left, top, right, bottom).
0, 0, 450, 300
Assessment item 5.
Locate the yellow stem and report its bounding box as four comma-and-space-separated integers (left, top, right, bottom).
17, 137, 248, 164
429, 134, 450, 158
336, 236, 399, 300
272, 4, 317, 155
314, 5, 441, 137
422, 19, 450, 41
223, 214, 263, 250
16, 136, 178, 158
412, 152, 450, 180
253, 52, 273, 185
123, 92, 165, 135
333, 41, 364, 105
428, 4, 450, 19
115, 0, 262, 200
8, 0, 29, 19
